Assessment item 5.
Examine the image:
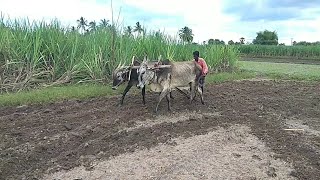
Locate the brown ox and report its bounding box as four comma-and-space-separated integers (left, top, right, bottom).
137, 57, 204, 113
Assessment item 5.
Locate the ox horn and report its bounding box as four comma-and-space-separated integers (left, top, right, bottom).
157, 55, 162, 64
116, 61, 121, 69
143, 55, 148, 63
128, 56, 135, 81
120, 61, 125, 69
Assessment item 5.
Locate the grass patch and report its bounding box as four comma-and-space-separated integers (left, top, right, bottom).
4, 61, 318, 108
0, 84, 125, 107
0, 71, 255, 107
239, 61, 320, 81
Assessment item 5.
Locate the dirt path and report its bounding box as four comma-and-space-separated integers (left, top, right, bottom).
0, 80, 319, 180
44, 125, 295, 180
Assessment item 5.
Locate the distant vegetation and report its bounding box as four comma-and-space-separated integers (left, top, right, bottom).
236, 45, 320, 59
202, 29, 320, 59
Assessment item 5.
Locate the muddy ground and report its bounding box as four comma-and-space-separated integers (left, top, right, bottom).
0, 80, 319, 180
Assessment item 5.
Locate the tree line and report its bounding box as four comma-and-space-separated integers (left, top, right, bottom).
72, 17, 145, 36
73, 17, 318, 46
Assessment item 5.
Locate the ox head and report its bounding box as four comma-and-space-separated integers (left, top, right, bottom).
112, 62, 130, 90
137, 56, 155, 89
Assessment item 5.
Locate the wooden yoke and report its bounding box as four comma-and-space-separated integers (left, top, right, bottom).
130, 65, 171, 70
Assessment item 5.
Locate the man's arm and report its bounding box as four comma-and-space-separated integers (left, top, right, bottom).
201, 59, 209, 75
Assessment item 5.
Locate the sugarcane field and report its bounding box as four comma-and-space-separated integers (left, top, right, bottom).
1, 1, 320, 180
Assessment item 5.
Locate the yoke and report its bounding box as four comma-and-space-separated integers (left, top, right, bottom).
130, 65, 172, 70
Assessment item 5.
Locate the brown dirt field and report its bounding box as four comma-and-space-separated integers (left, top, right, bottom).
0, 80, 319, 180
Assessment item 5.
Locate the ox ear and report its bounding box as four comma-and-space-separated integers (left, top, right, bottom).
131, 56, 135, 65
116, 61, 122, 70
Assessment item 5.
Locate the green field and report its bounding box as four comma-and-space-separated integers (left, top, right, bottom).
236, 45, 320, 59
0, 71, 254, 107
239, 61, 320, 81
0, 18, 238, 93
1, 60, 320, 107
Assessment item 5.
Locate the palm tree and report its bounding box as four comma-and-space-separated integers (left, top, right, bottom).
77, 17, 88, 33
208, 39, 214, 45
99, 19, 110, 28
125, 26, 133, 36
70, 26, 76, 32
155, 30, 162, 37
228, 40, 235, 45
240, 37, 245, 44
133, 22, 144, 35
179, 26, 194, 43
89, 21, 97, 32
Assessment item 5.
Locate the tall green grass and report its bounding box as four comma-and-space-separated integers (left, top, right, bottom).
0, 18, 239, 93
236, 45, 320, 59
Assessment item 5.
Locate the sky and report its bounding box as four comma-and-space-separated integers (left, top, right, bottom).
1, 0, 320, 45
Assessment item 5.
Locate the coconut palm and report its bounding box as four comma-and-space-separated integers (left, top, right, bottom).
133, 22, 144, 35
179, 26, 194, 43
89, 21, 97, 32
77, 17, 88, 32
125, 26, 133, 36
99, 19, 110, 28
70, 26, 76, 32
240, 37, 245, 44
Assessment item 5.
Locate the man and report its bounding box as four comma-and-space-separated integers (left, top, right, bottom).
193, 51, 208, 93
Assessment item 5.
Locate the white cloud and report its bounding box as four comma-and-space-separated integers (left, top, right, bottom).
122, 0, 320, 45
0, 0, 115, 26
122, 0, 236, 43
1, 0, 319, 45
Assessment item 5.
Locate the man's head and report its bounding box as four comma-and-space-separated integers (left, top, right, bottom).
193, 51, 200, 61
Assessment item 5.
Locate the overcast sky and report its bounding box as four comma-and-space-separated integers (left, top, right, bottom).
1, 0, 320, 45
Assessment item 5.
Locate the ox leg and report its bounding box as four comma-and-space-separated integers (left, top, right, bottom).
142, 86, 146, 105
166, 93, 171, 111
189, 82, 196, 103
170, 91, 174, 99
155, 89, 170, 113
159, 91, 173, 100
159, 92, 174, 99
120, 84, 132, 106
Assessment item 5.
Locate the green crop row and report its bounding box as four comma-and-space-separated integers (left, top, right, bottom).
235, 45, 320, 59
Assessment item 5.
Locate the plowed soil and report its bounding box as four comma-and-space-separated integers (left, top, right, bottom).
0, 80, 319, 180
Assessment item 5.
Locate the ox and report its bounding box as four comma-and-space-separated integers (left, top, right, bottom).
137, 57, 204, 113
112, 56, 175, 106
